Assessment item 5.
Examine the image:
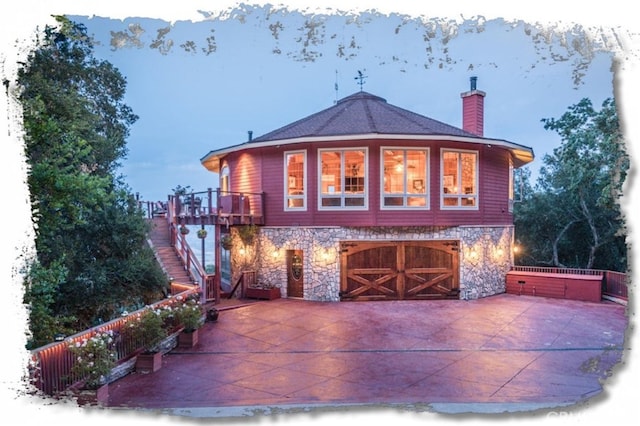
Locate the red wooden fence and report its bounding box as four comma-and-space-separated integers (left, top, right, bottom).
29, 286, 199, 396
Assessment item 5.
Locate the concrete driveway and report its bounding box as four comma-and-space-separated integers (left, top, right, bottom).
103, 294, 628, 418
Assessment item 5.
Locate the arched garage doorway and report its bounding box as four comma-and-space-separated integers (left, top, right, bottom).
339, 240, 460, 300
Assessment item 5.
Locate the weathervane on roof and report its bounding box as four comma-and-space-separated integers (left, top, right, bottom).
354, 70, 367, 91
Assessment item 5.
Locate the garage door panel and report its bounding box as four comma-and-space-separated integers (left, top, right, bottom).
340, 240, 459, 301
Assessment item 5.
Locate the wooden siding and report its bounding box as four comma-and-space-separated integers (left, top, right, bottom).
225, 138, 515, 227
506, 271, 603, 302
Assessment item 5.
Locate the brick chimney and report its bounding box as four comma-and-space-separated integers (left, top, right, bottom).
460, 76, 486, 136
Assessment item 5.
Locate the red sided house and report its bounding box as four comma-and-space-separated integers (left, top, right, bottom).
199, 77, 534, 301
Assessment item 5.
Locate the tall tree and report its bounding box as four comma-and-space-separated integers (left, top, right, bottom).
514, 98, 628, 271
17, 16, 168, 348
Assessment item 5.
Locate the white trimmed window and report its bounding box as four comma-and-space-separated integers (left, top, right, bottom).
381, 148, 429, 209
285, 150, 306, 210
220, 164, 230, 195
508, 157, 514, 212
441, 149, 479, 209
319, 148, 367, 209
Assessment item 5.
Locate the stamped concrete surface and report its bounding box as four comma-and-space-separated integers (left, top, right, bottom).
104, 294, 628, 417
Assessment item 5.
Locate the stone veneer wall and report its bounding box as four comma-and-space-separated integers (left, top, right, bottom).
236, 225, 514, 302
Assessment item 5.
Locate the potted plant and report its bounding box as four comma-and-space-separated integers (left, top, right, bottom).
66, 329, 116, 406
179, 225, 190, 235
197, 228, 208, 239
126, 307, 168, 373
237, 224, 258, 246
245, 280, 281, 300
220, 234, 233, 251
174, 298, 205, 349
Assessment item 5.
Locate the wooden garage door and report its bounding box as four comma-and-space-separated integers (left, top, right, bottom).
339, 240, 459, 301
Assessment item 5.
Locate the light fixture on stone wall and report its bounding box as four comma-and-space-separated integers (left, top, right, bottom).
322, 248, 331, 261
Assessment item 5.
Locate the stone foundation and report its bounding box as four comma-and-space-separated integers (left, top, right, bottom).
230, 225, 514, 302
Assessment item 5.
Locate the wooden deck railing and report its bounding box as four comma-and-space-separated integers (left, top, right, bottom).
511, 266, 628, 302
169, 221, 217, 302
28, 286, 199, 397
137, 188, 265, 225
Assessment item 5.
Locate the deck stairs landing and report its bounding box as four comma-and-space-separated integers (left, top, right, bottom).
147, 218, 193, 285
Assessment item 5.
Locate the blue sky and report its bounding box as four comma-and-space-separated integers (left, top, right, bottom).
62, 6, 618, 202
2, 2, 640, 426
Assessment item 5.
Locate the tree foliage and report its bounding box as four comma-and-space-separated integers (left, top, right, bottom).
514, 98, 628, 271
18, 16, 168, 348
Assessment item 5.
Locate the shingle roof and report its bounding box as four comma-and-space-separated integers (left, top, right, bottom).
201, 90, 535, 171
250, 91, 477, 143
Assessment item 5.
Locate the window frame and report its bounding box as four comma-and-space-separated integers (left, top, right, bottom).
440, 148, 479, 210
317, 147, 368, 211
220, 164, 230, 195
380, 147, 430, 210
508, 156, 514, 213
284, 150, 307, 211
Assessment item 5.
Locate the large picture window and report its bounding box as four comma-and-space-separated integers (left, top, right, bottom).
441, 149, 478, 209
285, 151, 306, 210
319, 148, 367, 209
381, 148, 429, 208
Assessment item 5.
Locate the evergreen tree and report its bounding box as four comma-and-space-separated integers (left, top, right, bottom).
17, 16, 168, 348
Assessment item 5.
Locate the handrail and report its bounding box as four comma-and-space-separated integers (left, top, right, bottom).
137, 188, 265, 225
28, 286, 200, 396
172, 222, 206, 285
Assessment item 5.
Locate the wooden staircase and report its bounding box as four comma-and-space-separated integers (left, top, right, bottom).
147, 217, 193, 285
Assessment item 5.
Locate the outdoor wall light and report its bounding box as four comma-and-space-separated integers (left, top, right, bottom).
469, 248, 478, 260
322, 248, 331, 261
239, 247, 246, 256
272, 248, 280, 258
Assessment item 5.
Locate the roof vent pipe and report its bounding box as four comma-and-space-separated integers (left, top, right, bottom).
470, 76, 477, 91
248, 130, 253, 141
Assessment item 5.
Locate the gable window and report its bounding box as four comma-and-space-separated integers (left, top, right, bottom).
382, 148, 429, 208
285, 151, 306, 210
319, 148, 367, 209
441, 149, 478, 209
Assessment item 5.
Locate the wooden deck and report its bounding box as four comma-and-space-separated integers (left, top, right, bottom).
138, 190, 264, 226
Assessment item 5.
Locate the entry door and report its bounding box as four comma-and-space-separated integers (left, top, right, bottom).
340, 240, 459, 300
286, 250, 304, 298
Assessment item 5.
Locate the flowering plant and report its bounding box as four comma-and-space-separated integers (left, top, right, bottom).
220, 234, 233, 250
124, 307, 168, 353
174, 299, 205, 332
68, 330, 117, 389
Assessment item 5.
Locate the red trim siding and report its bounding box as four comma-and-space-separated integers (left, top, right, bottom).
225, 138, 514, 227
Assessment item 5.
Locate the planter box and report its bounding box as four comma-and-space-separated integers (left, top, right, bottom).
72, 383, 109, 407
245, 287, 281, 300
135, 351, 163, 373
178, 329, 199, 349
